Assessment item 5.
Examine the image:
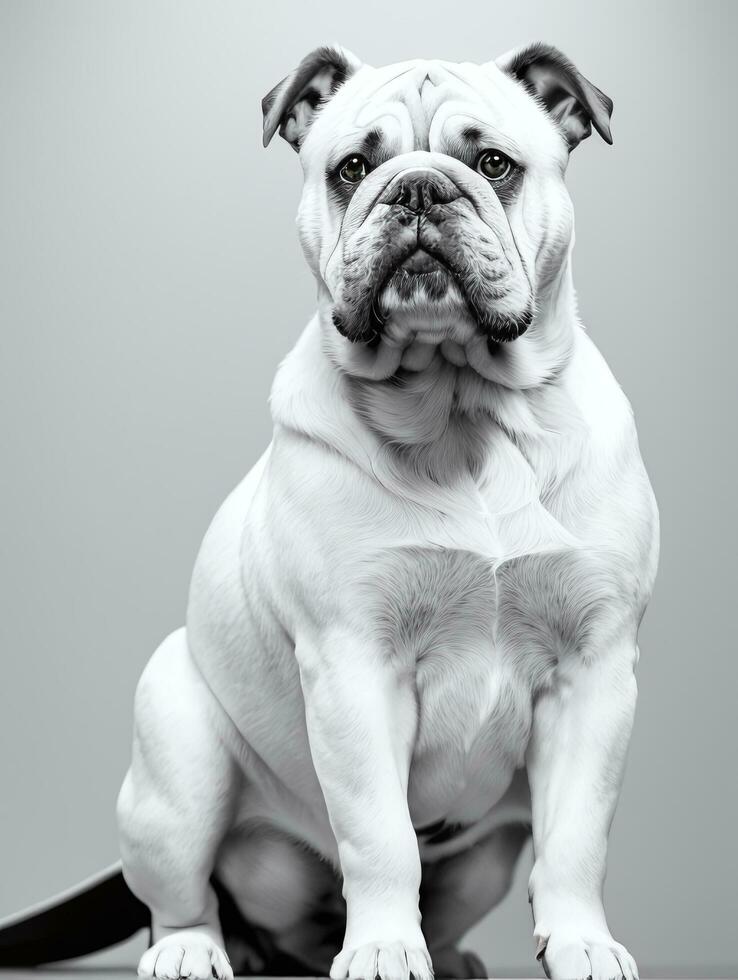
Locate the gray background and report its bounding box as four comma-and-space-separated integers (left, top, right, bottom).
1, 1, 735, 976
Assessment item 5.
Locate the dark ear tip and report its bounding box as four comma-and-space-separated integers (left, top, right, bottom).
599, 117, 614, 144
262, 120, 276, 148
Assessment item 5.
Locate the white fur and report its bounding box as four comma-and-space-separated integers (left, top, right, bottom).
117, 50, 658, 980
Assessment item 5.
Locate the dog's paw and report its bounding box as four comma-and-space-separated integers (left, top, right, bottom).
137, 932, 233, 980
330, 939, 434, 980
537, 930, 638, 980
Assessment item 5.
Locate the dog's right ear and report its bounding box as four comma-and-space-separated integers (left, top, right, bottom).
262, 45, 362, 151
496, 42, 613, 150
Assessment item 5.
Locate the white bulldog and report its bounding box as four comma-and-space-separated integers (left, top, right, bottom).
115, 43, 659, 980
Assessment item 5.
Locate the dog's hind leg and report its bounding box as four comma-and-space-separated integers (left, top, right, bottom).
216, 823, 345, 975
117, 628, 240, 980
420, 822, 531, 978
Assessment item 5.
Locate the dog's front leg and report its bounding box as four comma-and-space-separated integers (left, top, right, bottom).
297, 628, 432, 980
527, 638, 640, 980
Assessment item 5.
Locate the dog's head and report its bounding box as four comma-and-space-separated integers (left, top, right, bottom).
263, 44, 612, 382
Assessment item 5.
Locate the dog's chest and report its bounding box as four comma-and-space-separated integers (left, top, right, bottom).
368, 543, 611, 827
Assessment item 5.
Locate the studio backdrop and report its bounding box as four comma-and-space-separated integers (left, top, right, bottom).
0, 1, 735, 977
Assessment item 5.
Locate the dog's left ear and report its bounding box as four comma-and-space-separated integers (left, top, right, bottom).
496, 42, 613, 150
262, 45, 362, 151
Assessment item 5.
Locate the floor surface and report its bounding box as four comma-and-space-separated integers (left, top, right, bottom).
0, 968, 554, 980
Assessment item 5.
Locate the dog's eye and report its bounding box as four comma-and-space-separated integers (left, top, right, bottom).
338, 154, 370, 184
476, 149, 513, 182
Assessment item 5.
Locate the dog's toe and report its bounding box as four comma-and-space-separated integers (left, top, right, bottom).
540, 931, 638, 980
137, 933, 233, 980
332, 939, 433, 980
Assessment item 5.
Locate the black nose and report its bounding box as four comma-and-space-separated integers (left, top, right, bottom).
383, 171, 459, 213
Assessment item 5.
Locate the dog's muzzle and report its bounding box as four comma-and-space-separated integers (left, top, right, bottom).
331, 165, 533, 347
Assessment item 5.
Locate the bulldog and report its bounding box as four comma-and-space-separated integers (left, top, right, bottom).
10, 42, 660, 980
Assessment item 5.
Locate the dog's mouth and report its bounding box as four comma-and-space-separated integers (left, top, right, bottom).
386, 249, 454, 303
399, 248, 447, 275
381, 243, 531, 346
332, 245, 455, 344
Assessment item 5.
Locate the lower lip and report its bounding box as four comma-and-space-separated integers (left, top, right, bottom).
400, 249, 445, 274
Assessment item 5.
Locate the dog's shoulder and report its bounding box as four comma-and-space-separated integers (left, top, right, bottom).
518, 329, 659, 627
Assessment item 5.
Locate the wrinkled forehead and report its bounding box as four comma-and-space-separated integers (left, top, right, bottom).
304, 58, 564, 165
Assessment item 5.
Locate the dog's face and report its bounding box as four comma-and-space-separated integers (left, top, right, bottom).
263, 45, 612, 381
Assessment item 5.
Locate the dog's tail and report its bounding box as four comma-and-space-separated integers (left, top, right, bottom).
0, 861, 149, 966
0, 863, 316, 974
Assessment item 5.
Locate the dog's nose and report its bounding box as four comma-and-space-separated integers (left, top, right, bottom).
383, 171, 459, 213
